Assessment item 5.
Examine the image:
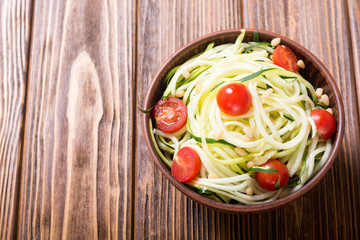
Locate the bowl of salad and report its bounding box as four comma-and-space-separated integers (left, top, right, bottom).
142, 29, 344, 212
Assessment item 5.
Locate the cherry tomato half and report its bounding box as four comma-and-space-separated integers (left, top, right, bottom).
171, 147, 201, 182
153, 97, 187, 133
310, 109, 336, 140
272, 45, 300, 72
255, 159, 289, 191
216, 83, 252, 116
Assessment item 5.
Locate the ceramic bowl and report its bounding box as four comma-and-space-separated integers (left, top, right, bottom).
142, 29, 344, 213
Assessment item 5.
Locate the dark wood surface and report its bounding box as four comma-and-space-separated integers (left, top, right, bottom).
0, 0, 359, 239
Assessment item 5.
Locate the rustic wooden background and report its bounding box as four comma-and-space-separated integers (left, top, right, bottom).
0, 0, 359, 239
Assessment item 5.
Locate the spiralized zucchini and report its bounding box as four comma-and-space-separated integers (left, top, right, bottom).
150, 29, 332, 205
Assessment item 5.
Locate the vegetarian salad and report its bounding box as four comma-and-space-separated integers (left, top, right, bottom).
143, 29, 336, 204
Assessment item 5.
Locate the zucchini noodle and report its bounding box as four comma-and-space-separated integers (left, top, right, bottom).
150, 29, 333, 205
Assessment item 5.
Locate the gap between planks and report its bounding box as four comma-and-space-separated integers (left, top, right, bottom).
131, 0, 140, 239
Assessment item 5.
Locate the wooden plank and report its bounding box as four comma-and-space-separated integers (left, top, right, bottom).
348, 0, 360, 121
17, 0, 135, 239
135, 0, 244, 239
136, 0, 360, 239
347, 0, 360, 237
243, 0, 360, 239
0, 0, 31, 239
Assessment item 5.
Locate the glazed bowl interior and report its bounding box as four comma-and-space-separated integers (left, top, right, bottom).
143, 29, 344, 213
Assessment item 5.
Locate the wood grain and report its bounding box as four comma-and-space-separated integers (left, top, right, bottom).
0, 0, 31, 239
136, 0, 360, 239
243, 0, 360, 239
17, 0, 135, 239
348, 0, 360, 119
0, 0, 359, 239
135, 0, 243, 239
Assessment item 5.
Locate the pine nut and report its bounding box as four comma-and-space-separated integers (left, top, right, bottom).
214, 129, 223, 140
175, 90, 185, 98
253, 156, 267, 165
196, 84, 203, 94
297, 59, 305, 69
208, 173, 219, 179
241, 135, 253, 142
319, 94, 330, 106
234, 147, 246, 157
315, 88, 323, 98
246, 187, 253, 196
262, 88, 273, 99
243, 126, 254, 138
181, 70, 190, 79
326, 108, 333, 115
246, 161, 255, 169
271, 38, 281, 47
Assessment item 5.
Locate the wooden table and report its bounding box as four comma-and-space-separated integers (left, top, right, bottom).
0, 0, 359, 239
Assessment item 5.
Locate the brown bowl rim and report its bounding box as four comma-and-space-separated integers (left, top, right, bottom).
142, 28, 345, 213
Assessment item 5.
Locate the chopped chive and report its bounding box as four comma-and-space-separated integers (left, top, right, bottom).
189, 133, 235, 147
275, 176, 281, 189
239, 68, 276, 82
257, 85, 267, 90
293, 145, 309, 186
279, 75, 297, 83
279, 75, 296, 79
139, 104, 155, 114
254, 31, 259, 42
210, 81, 225, 92
248, 166, 280, 174
210, 68, 276, 92
244, 42, 271, 52
283, 113, 295, 122
248, 166, 281, 190
186, 184, 214, 195
257, 83, 272, 90
314, 102, 327, 109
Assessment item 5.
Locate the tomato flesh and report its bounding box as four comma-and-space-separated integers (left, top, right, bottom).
153, 97, 187, 133
272, 45, 300, 72
255, 159, 289, 191
171, 147, 201, 182
310, 109, 336, 139
216, 83, 252, 116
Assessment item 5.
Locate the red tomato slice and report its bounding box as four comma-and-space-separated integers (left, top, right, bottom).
255, 159, 289, 191
310, 109, 336, 139
153, 97, 187, 133
171, 147, 201, 182
272, 45, 300, 72
216, 83, 252, 116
